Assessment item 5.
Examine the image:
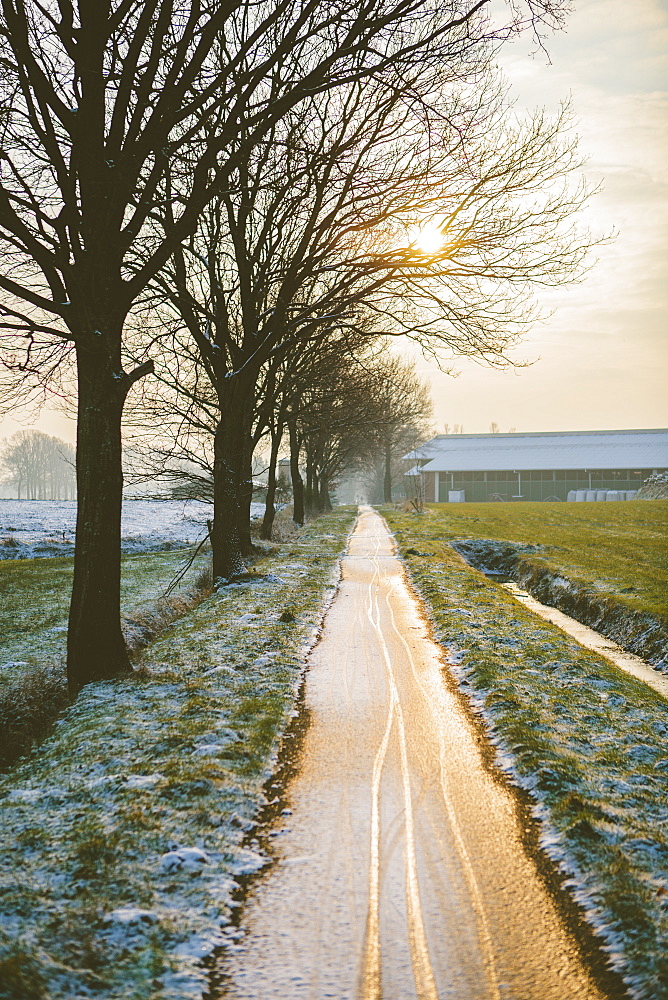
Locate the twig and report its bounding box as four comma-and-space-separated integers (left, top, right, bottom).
163, 533, 211, 597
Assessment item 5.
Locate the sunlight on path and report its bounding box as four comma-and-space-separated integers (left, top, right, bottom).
214, 508, 610, 1000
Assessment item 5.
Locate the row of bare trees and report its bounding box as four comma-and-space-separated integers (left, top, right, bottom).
128, 338, 433, 530
0, 429, 75, 499
0, 0, 600, 694
264, 349, 433, 519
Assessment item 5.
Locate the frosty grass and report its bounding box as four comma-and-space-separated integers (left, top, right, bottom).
0, 498, 265, 561
383, 508, 668, 1000
0, 507, 356, 1000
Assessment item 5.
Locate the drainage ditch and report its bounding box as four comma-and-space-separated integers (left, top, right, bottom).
450, 539, 668, 697
484, 570, 668, 699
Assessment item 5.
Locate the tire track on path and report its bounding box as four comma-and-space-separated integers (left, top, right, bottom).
215, 507, 613, 1000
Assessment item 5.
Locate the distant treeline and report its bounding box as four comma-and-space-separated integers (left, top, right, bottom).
0, 429, 76, 500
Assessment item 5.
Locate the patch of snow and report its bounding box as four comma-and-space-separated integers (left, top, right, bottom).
86, 773, 124, 788
195, 728, 240, 745
160, 847, 210, 874
104, 907, 159, 927
230, 813, 257, 833
160, 969, 211, 1000
222, 926, 244, 940
7, 787, 42, 802
172, 930, 225, 959
253, 651, 278, 668
125, 773, 164, 789
202, 664, 236, 676
192, 744, 225, 757
227, 848, 269, 876
0, 498, 265, 560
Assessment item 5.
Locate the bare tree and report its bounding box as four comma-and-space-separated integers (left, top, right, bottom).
140, 70, 463, 577
291, 351, 386, 514
360, 356, 433, 503
253, 328, 383, 535
2, 0, 547, 691
140, 41, 597, 581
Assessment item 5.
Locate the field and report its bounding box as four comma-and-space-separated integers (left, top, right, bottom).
424, 501, 668, 619
2, 502, 666, 998
383, 506, 668, 999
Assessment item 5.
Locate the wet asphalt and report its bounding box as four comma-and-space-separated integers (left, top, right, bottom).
215, 508, 612, 1000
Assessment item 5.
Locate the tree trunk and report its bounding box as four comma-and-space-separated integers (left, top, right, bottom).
261, 419, 283, 540
238, 435, 255, 557
67, 343, 131, 695
383, 439, 393, 503
305, 454, 314, 516
288, 419, 304, 526
321, 473, 333, 510
212, 375, 254, 581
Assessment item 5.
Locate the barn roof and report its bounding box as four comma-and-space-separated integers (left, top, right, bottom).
406, 429, 668, 472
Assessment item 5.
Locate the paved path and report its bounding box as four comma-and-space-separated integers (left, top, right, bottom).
217, 508, 609, 999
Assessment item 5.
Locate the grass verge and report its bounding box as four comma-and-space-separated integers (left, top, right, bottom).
0, 547, 214, 676
383, 507, 668, 1000
0, 507, 356, 1000
0, 548, 212, 771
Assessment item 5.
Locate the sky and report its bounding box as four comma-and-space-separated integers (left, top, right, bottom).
0, 0, 666, 445
417, 0, 668, 433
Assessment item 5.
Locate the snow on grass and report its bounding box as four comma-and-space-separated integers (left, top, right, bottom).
0, 508, 356, 1000
383, 508, 668, 1000
0, 499, 266, 561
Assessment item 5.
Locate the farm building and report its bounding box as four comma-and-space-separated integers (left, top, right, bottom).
406, 428, 668, 503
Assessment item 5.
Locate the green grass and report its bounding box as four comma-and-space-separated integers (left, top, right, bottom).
0, 548, 204, 675
0, 508, 357, 1000
424, 501, 668, 618
383, 508, 668, 1000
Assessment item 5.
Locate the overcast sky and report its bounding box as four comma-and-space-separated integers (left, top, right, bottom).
1, 0, 666, 445
419, 0, 668, 433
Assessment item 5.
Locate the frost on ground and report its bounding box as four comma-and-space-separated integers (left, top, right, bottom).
384, 510, 668, 1000
0, 498, 266, 560
0, 507, 356, 1000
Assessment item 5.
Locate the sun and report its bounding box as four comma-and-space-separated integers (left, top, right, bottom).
410, 222, 444, 254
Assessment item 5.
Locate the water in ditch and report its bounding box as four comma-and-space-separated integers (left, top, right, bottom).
484, 574, 668, 701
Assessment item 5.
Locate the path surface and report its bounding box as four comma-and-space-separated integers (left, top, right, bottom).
216, 508, 609, 1000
